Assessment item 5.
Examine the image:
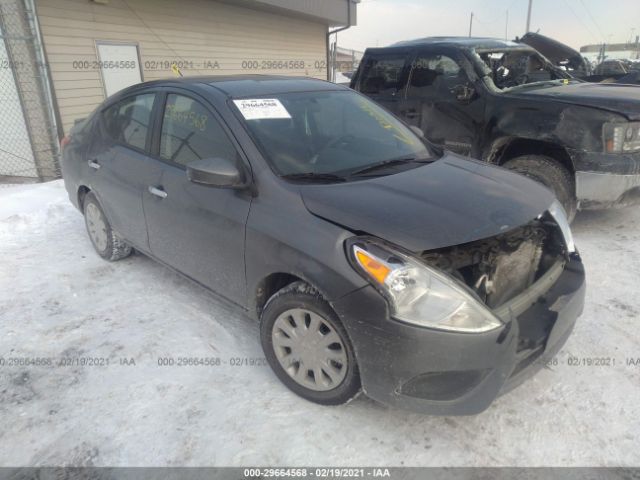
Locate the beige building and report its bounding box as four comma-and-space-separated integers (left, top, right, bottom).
333, 45, 362, 72
580, 40, 640, 63
0, 0, 357, 180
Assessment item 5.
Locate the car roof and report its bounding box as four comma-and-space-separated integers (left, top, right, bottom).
118, 75, 346, 99
383, 36, 533, 52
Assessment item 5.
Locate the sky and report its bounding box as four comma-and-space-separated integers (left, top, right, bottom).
337, 0, 640, 52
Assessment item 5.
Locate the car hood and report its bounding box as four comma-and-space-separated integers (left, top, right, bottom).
519, 32, 585, 69
299, 154, 554, 253
514, 82, 640, 120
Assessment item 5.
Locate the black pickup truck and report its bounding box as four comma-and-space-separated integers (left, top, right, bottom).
351, 37, 640, 220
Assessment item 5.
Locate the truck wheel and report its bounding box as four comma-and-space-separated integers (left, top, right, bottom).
502, 155, 577, 222
260, 281, 361, 405
83, 192, 133, 261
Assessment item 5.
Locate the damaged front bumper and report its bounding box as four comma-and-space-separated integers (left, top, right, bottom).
574, 151, 640, 208
332, 254, 585, 415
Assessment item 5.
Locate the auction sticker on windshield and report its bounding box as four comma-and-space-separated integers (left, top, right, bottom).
233, 98, 291, 120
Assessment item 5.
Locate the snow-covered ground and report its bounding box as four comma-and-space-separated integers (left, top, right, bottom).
0, 180, 638, 466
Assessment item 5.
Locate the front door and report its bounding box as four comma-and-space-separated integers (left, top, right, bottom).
399, 48, 486, 156
143, 92, 252, 305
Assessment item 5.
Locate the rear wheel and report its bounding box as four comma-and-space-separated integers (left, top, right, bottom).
502, 155, 577, 222
260, 282, 361, 405
83, 192, 132, 261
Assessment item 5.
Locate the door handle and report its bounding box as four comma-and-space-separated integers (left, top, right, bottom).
88, 159, 100, 170
148, 186, 168, 199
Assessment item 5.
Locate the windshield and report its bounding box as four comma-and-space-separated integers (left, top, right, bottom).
232, 90, 432, 179
476, 49, 571, 90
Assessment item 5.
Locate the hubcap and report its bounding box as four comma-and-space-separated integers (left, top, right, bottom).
272, 308, 348, 391
85, 203, 108, 252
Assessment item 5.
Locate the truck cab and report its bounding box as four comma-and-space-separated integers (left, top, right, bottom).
351, 37, 640, 221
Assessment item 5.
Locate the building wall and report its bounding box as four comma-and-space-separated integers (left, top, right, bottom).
582, 49, 640, 62
36, 0, 329, 133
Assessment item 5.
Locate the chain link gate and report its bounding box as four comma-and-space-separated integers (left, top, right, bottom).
0, 0, 60, 182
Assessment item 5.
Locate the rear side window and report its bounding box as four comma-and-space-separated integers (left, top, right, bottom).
159, 94, 237, 167
358, 54, 407, 94
101, 93, 155, 150
406, 53, 471, 102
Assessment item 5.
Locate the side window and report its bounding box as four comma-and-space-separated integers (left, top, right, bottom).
358, 54, 407, 94
407, 53, 468, 97
101, 93, 155, 150
160, 94, 237, 166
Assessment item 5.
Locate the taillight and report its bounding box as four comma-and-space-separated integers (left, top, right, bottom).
60, 135, 71, 150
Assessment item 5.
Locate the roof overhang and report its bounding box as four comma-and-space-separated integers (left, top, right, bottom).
216, 0, 357, 27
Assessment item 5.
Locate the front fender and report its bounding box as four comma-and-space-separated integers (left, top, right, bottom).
244, 189, 368, 320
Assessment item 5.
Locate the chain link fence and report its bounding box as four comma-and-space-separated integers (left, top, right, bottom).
0, 0, 60, 182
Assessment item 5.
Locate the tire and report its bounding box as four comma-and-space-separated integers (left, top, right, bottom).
83, 192, 132, 261
502, 155, 577, 222
260, 281, 361, 405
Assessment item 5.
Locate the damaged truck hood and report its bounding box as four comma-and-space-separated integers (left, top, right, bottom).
518, 32, 585, 68
299, 154, 554, 252
513, 82, 640, 120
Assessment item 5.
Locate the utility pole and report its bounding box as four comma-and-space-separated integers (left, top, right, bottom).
525, 0, 533, 32
468, 12, 474, 37
505, 10, 509, 40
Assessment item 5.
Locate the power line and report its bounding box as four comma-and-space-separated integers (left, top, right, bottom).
121, 0, 206, 75
578, 0, 607, 42
561, 0, 600, 42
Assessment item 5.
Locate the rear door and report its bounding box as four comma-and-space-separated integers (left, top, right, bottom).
87, 91, 164, 250
353, 49, 411, 115
143, 90, 252, 305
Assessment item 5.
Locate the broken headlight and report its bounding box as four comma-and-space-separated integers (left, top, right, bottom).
346, 239, 503, 333
603, 122, 640, 153
548, 200, 576, 253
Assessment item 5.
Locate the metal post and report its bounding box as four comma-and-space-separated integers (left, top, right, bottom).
326, 0, 352, 81
468, 12, 473, 37
505, 10, 509, 40
525, 0, 533, 32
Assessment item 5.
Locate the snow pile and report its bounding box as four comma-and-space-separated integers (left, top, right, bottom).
0, 180, 638, 466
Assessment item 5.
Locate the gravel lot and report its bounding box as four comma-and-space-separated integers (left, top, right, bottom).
0, 180, 638, 466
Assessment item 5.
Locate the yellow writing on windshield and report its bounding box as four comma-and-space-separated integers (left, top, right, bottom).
356, 97, 419, 147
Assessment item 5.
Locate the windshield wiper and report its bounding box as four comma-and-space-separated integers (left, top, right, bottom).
348, 156, 432, 177
280, 172, 347, 183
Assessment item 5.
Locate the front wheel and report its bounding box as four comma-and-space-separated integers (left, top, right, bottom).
260, 282, 361, 405
502, 155, 577, 222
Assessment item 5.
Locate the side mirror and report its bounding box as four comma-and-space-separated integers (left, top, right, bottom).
452, 84, 476, 104
186, 157, 245, 188
409, 125, 424, 138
